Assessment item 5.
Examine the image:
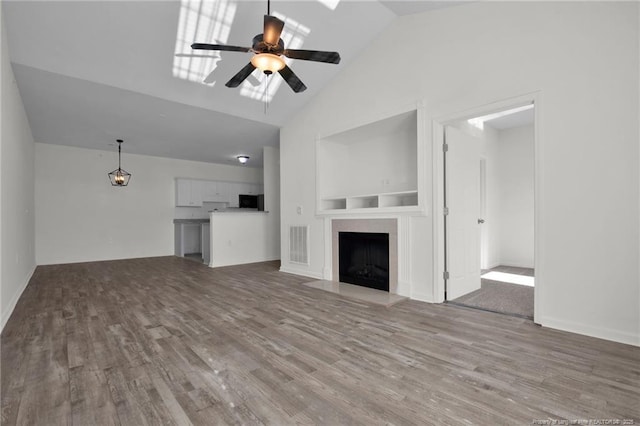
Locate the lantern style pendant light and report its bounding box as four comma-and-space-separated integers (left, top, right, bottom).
108, 139, 132, 186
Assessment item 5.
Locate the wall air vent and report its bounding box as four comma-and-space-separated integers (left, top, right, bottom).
289, 225, 309, 265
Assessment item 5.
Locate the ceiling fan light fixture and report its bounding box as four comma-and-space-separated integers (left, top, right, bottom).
237, 155, 250, 164
250, 53, 285, 74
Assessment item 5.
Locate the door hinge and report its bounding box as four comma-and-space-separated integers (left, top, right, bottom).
443, 207, 449, 216
443, 271, 450, 280
443, 143, 449, 152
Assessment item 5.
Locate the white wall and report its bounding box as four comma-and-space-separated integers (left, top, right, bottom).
496, 125, 534, 268
1, 10, 36, 330
483, 125, 501, 270
263, 146, 280, 259
280, 2, 639, 345
476, 122, 535, 269
35, 143, 262, 265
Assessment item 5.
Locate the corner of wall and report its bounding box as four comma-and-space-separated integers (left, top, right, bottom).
1, 9, 37, 333
0, 265, 35, 332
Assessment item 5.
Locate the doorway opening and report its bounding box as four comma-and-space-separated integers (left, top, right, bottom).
442, 102, 536, 320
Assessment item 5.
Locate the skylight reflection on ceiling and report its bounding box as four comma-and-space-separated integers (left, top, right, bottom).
240, 12, 310, 102
318, 0, 340, 10
173, 0, 237, 85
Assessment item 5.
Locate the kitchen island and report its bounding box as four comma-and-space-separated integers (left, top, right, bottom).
208, 210, 278, 267
174, 210, 278, 268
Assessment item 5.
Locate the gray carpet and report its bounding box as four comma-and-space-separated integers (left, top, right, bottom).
452, 277, 534, 319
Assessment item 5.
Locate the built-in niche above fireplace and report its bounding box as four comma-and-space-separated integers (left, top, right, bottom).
316, 104, 426, 215
339, 232, 390, 291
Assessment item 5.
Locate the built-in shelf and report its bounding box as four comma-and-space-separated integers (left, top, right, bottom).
321, 197, 347, 211
319, 190, 418, 213
316, 104, 426, 215
347, 195, 379, 209
379, 190, 419, 208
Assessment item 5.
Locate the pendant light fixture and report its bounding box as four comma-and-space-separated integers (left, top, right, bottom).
108, 139, 132, 186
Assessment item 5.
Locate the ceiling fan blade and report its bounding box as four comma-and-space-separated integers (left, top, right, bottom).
175, 53, 219, 58
263, 15, 285, 46
278, 65, 307, 93
283, 49, 341, 64
225, 62, 257, 88
191, 43, 251, 53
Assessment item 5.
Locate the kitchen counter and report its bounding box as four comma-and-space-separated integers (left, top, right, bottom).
208, 210, 269, 214
173, 218, 209, 224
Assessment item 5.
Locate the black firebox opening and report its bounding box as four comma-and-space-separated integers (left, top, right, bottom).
338, 232, 390, 292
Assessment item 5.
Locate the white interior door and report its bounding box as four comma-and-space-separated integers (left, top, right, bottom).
446, 126, 482, 300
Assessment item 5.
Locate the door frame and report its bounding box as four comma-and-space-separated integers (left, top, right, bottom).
479, 156, 488, 270
431, 92, 543, 323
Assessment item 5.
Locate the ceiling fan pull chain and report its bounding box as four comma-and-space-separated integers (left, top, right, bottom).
264, 74, 270, 114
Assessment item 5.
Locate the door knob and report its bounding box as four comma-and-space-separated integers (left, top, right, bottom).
478, 218, 485, 224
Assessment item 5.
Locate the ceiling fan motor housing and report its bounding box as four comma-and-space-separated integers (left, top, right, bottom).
252, 34, 285, 54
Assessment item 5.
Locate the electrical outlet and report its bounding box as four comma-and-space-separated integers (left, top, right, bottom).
296, 206, 303, 215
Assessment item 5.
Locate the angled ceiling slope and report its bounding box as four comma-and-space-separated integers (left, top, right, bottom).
2, 0, 460, 165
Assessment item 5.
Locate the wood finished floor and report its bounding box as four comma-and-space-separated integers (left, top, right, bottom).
1, 257, 639, 425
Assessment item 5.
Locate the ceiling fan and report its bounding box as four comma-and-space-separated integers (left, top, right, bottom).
189, 0, 341, 93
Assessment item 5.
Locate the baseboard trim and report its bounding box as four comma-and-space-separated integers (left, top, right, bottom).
410, 290, 435, 303
209, 256, 281, 268
1, 265, 36, 333
539, 315, 639, 347
498, 261, 535, 269
279, 266, 323, 280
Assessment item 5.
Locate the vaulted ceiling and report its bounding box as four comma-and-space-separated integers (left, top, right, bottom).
3, 1, 465, 166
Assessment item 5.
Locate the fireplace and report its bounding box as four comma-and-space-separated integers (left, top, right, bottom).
339, 232, 390, 291
330, 218, 398, 293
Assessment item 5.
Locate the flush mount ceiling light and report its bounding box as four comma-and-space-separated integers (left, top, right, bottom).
108, 139, 132, 186
237, 155, 250, 164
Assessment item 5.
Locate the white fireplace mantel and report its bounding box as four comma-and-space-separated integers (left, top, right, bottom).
323, 216, 412, 297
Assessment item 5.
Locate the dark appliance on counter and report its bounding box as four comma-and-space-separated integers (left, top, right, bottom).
239, 194, 265, 210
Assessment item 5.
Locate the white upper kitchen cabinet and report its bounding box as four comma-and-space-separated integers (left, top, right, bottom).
176, 179, 263, 207
175, 178, 203, 207
202, 181, 228, 202
236, 183, 263, 195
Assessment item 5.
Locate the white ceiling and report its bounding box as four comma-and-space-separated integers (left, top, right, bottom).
484, 107, 535, 130
3, 0, 466, 166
